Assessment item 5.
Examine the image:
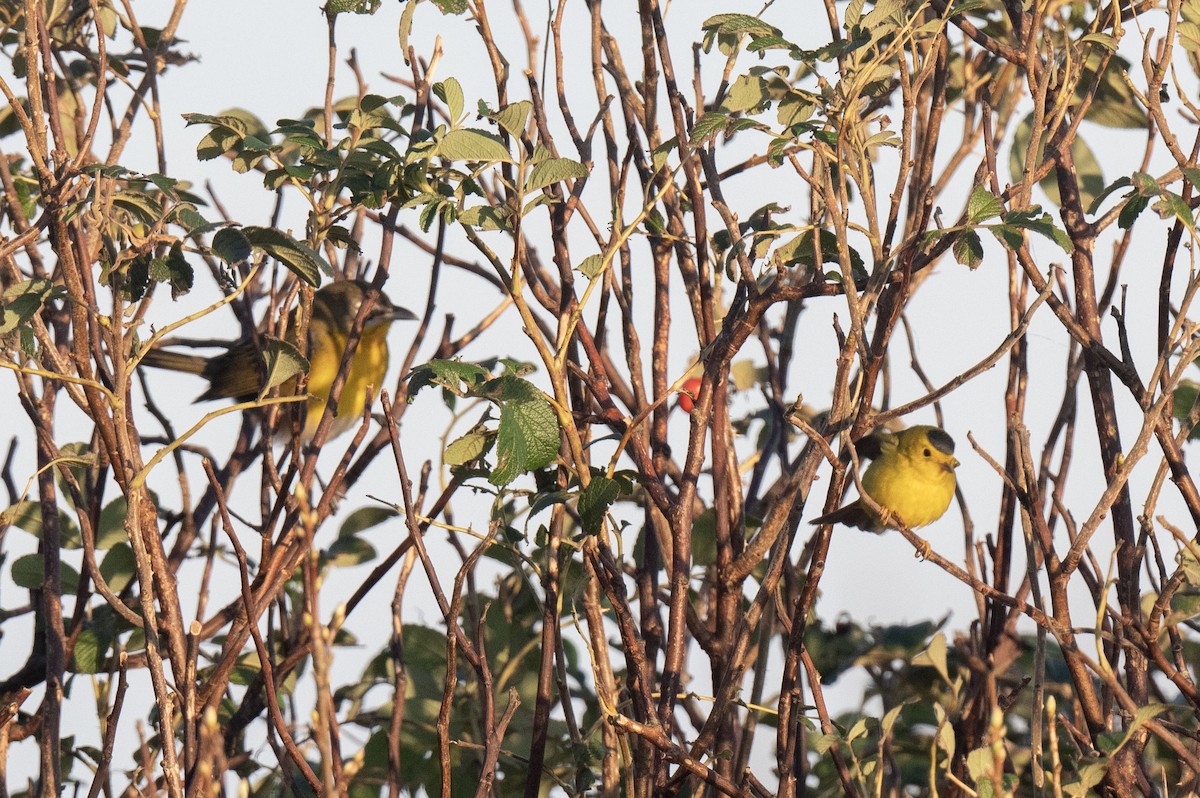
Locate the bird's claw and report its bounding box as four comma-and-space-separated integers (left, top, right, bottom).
913, 536, 932, 560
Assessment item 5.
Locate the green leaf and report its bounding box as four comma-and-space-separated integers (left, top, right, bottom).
936, 705, 955, 753
1177, 542, 1200, 586
1173, 380, 1200, 438
172, 206, 213, 235
701, 13, 782, 39
1009, 112, 1105, 208
259, 337, 310, 398
812, 732, 838, 755
1080, 32, 1119, 51
339, 506, 399, 538
184, 112, 251, 159
952, 229, 984, 268
457, 205, 511, 231
445, 429, 491, 466
862, 129, 899, 149
966, 186, 1004, 223
1180, 20, 1200, 52
111, 190, 162, 225
324, 225, 362, 252
216, 108, 267, 139
691, 111, 731, 144
746, 33, 795, 52
145, 171, 177, 194
242, 226, 328, 286
160, 241, 194, 299
845, 0, 867, 27
492, 101, 532, 137
1, 500, 81, 547
96, 498, 130, 549
0, 279, 64, 335
18, 327, 35, 359
71, 627, 107, 674
99, 543, 136, 594
433, 129, 513, 162
230, 148, 266, 174
326, 534, 376, 567
262, 168, 292, 191
227, 652, 263, 686
326, 0, 382, 13
722, 74, 770, 113
489, 379, 559, 486
911, 632, 950, 683
577, 254, 605, 278
11, 553, 80, 594
778, 92, 815, 127
1002, 208, 1073, 252
407, 359, 492, 400
1063, 761, 1107, 797
578, 476, 620, 535
880, 703, 905, 734
1129, 702, 1168, 731
1087, 175, 1132, 215
689, 508, 717, 566
211, 227, 252, 265
433, 78, 465, 123
525, 158, 589, 192
845, 717, 870, 743
1119, 193, 1150, 229
774, 229, 865, 277
1147, 591, 1185, 626
1131, 171, 1160, 195
2, 502, 44, 537
862, 0, 904, 29
398, 0, 417, 54
651, 138, 676, 172
730, 360, 764, 391
194, 131, 237, 163
11, 553, 42, 589
1154, 191, 1195, 229
1077, 53, 1146, 129
964, 746, 995, 782
989, 223, 1025, 250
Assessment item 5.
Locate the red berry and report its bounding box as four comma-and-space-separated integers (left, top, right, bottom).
677, 377, 702, 413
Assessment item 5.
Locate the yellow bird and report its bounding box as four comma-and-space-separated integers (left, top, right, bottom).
811, 425, 959, 532
141, 279, 416, 440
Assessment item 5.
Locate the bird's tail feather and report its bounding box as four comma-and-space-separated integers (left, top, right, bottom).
139, 348, 209, 375
810, 502, 883, 532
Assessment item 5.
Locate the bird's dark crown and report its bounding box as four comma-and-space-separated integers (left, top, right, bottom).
927, 428, 955, 456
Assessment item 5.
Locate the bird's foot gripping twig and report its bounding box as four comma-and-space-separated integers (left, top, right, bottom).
894, 519, 932, 560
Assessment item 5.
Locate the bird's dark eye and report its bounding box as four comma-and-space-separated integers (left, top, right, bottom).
923, 448, 932, 457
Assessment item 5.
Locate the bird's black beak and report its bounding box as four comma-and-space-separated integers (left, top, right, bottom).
391, 306, 418, 321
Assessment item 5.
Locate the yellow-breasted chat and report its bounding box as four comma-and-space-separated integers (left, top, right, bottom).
140, 279, 416, 440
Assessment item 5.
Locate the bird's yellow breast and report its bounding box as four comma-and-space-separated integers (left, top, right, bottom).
860, 447, 957, 528
304, 321, 390, 439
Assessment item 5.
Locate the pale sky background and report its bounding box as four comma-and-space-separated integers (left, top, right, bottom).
0, 0, 1193, 789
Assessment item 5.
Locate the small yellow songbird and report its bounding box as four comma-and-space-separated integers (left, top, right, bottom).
141, 280, 416, 440
811, 425, 959, 532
